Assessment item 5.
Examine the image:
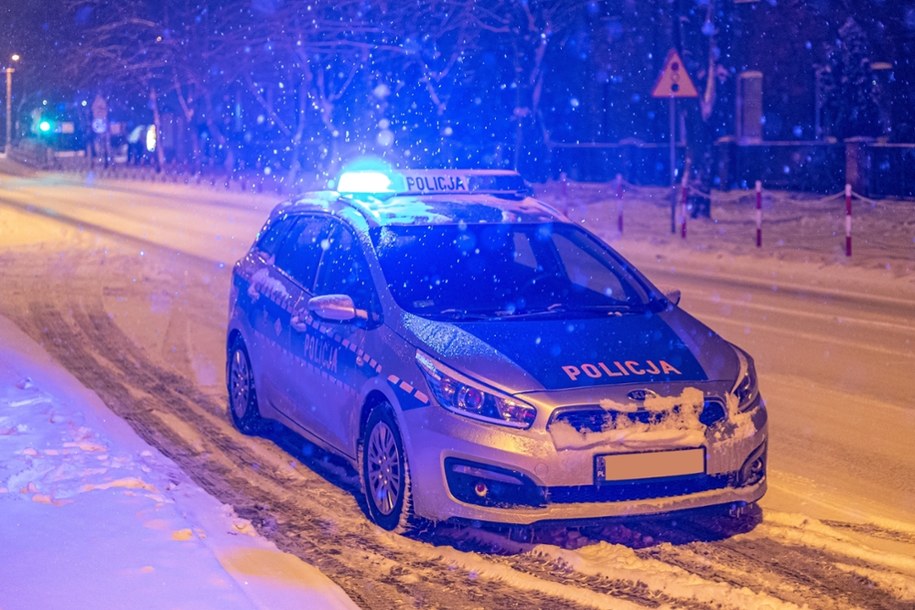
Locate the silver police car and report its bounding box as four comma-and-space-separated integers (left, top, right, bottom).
226, 169, 767, 531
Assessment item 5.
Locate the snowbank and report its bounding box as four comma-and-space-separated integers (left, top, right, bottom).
0, 315, 357, 610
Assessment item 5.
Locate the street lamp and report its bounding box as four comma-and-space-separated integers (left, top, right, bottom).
5, 54, 20, 154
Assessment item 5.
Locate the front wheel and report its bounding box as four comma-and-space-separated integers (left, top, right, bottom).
361, 405, 417, 532
227, 337, 263, 435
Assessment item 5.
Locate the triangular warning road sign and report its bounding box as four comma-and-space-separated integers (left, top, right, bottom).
651, 49, 699, 98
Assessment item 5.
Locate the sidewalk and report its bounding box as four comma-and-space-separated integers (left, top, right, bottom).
0, 315, 358, 610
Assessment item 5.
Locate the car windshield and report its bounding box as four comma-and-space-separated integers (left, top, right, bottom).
371, 222, 655, 320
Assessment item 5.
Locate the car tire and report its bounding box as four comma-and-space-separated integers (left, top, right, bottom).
227, 337, 263, 435
361, 404, 417, 532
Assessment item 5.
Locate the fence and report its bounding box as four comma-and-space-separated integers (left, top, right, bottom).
717, 140, 844, 194
868, 143, 915, 198
548, 138, 914, 199
9, 136, 915, 200
550, 141, 686, 185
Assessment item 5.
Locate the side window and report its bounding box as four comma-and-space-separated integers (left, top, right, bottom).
255, 215, 296, 258
552, 233, 629, 303
274, 216, 332, 290
512, 231, 538, 270
313, 223, 379, 312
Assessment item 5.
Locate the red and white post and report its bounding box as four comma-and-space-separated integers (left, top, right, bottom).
845, 183, 852, 257
680, 178, 689, 239
615, 173, 624, 234
755, 180, 763, 248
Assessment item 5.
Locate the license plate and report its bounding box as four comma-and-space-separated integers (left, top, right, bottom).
596, 448, 705, 482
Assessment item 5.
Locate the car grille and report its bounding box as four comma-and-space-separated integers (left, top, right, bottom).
699, 399, 726, 426
550, 398, 728, 433
548, 473, 733, 504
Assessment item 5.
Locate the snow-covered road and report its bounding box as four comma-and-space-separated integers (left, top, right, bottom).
1, 171, 913, 609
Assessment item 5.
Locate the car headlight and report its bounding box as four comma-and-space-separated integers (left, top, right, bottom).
415, 352, 537, 429
732, 347, 761, 412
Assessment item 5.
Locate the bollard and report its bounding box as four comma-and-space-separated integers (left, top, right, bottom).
845, 184, 852, 257
615, 173, 624, 234
755, 180, 762, 248
680, 180, 689, 239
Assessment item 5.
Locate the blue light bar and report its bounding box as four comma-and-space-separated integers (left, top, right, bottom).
336, 169, 527, 197
337, 170, 393, 194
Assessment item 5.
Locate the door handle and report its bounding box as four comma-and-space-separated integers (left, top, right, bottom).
290, 315, 310, 333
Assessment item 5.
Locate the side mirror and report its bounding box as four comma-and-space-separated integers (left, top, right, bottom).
665, 289, 682, 307
308, 294, 358, 322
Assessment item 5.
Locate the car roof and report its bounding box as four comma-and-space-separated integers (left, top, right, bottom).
269, 170, 566, 229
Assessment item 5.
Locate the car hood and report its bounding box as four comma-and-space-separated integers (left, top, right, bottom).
398, 308, 739, 394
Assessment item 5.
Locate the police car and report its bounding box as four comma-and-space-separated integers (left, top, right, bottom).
226, 168, 767, 531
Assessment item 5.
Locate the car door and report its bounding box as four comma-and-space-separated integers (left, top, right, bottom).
241, 214, 301, 413
266, 215, 334, 425
286, 220, 382, 455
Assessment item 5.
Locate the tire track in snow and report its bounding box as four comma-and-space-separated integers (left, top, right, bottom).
0, 211, 622, 608
6, 294, 613, 610
2, 257, 766, 610
633, 518, 915, 610
820, 521, 915, 546
66, 301, 682, 609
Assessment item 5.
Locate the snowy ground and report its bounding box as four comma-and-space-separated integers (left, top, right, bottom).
0, 290, 357, 609
0, 164, 913, 609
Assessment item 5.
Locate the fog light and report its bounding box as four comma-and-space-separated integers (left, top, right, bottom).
445, 458, 546, 508
738, 442, 767, 487
744, 457, 765, 486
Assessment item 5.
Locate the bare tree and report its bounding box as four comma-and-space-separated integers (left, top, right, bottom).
380, 0, 478, 116
471, 0, 586, 175
230, 0, 388, 182
59, 0, 596, 180
821, 17, 881, 139
65, 0, 180, 169
168, 0, 257, 173
677, 0, 733, 213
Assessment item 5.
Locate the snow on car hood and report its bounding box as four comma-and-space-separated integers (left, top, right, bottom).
400, 308, 737, 393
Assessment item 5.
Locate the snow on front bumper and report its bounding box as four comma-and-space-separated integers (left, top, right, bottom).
402, 396, 768, 525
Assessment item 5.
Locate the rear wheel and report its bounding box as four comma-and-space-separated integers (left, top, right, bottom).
227, 337, 263, 435
361, 405, 417, 531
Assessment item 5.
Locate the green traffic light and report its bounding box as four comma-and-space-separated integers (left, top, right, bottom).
38, 120, 52, 132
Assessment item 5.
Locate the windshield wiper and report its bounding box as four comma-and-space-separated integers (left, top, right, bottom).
432, 302, 646, 321
495, 303, 645, 319
433, 308, 496, 321
490, 303, 566, 319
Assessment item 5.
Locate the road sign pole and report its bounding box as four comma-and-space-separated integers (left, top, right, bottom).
669, 96, 677, 234
650, 48, 698, 235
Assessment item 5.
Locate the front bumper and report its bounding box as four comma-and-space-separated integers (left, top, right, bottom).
402, 402, 768, 525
